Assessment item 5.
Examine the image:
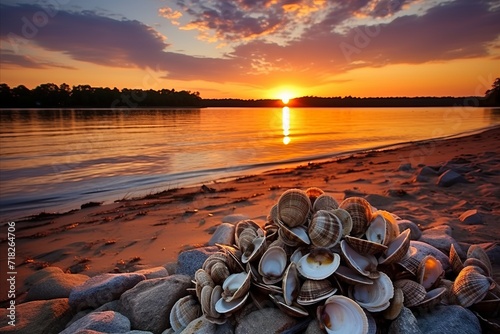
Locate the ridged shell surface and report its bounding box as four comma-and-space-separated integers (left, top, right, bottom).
312, 194, 339, 212
169, 295, 202, 332
339, 197, 372, 237
394, 279, 427, 308
451, 265, 495, 307
278, 189, 311, 227
297, 279, 337, 305
308, 210, 342, 248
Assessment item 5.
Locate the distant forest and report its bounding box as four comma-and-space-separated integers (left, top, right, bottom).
1, 78, 499, 108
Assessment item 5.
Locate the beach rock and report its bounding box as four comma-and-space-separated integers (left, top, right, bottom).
304, 319, 323, 334
69, 273, 146, 310
208, 223, 235, 246
420, 226, 466, 259
459, 209, 483, 225
398, 162, 413, 171
235, 307, 297, 334
119, 275, 192, 333
215, 321, 236, 334
416, 305, 481, 334
437, 169, 467, 187
388, 307, 422, 334
179, 315, 216, 334
417, 165, 439, 176
414, 174, 429, 183
24, 266, 65, 286
397, 219, 422, 240
365, 194, 393, 208
221, 214, 249, 224
176, 246, 220, 278
0, 298, 74, 334
26, 270, 89, 301
134, 266, 169, 279
60, 311, 130, 334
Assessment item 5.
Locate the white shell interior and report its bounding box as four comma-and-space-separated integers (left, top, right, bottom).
297, 252, 340, 280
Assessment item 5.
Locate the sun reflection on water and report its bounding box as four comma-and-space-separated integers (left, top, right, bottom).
282, 106, 290, 145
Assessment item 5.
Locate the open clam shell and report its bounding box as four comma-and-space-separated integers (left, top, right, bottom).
278, 222, 311, 247
269, 294, 309, 317
412, 287, 447, 312
366, 210, 399, 246
297, 247, 341, 280
241, 236, 267, 264
277, 188, 311, 228
340, 240, 379, 279
215, 291, 250, 314
378, 228, 411, 265
417, 255, 444, 290
318, 295, 369, 334
312, 193, 339, 212
282, 262, 300, 305
338, 196, 372, 237
297, 279, 337, 305
308, 210, 342, 248
258, 245, 288, 284
333, 265, 374, 286
221, 271, 251, 303
350, 271, 394, 312
383, 287, 404, 320
345, 235, 388, 255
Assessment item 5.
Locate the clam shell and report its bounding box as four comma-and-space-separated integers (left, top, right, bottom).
312, 193, 339, 212
333, 265, 374, 286
278, 222, 311, 246
318, 295, 369, 334
169, 295, 202, 332
235, 220, 262, 248
467, 245, 493, 276
350, 271, 394, 312
282, 262, 300, 305
306, 187, 325, 207
412, 287, 447, 311
417, 255, 444, 290
297, 247, 341, 280
449, 243, 464, 275
366, 210, 399, 246
215, 291, 249, 314
269, 294, 309, 317
195, 268, 215, 300
222, 271, 251, 302
206, 285, 225, 324
258, 245, 288, 284
209, 261, 231, 285
409, 240, 451, 272
378, 228, 411, 265
345, 235, 388, 255
297, 279, 337, 305
394, 279, 427, 308
397, 254, 421, 276
308, 210, 342, 248
200, 285, 214, 316
383, 287, 404, 320
463, 258, 491, 277
331, 208, 353, 237
340, 240, 379, 279
241, 236, 267, 264
338, 197, 372, 237
217, 244, 245, 273
451, 265, 495, 307
277, 188, 311, 227
268, 204, 279, 224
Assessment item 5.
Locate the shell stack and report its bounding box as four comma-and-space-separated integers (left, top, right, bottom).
169, 187, 499, 334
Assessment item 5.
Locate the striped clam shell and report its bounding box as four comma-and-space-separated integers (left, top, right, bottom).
339, 197, 372, 237
331, 208, 353, 237
169, 295, 202, 332
394, 279, 427, 308
451, 265, 495, 307
297, 279, 337, 305
312, 193, 339, 213
345, 235, 388, 256
449, 243, 465, 275
277, 189, 311, 228
308, 210, 342, 248
467, 245, 493, 276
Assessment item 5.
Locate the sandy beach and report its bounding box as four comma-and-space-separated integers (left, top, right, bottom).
1, 126, 499, 303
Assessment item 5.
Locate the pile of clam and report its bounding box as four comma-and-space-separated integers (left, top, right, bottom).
169, 188, 499, 333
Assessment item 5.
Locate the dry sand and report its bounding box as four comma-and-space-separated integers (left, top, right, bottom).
1, 126, 499, 302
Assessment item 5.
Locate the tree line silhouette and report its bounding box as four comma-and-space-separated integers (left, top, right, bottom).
0, 78, 498, 108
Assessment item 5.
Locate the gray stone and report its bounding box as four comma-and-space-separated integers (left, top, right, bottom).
26, 270, 89, 301
420, 226, 466, 259
208, 223, 235, 246
119, 275, 192, 333
388, 307, 422, 334
60, 311, 130, 334
176, 246, 220, 278
235, 308, 297, 334
417, 166, 438, 177
179, 315, 216, 334
134, 266, 169, 279
24, 266, 65, 286
414, 174, 429, 183
398, 162, 413, 171
215, 321, 236, 334
397, 219, 422, 240
221, 214, 249, 224
69, 273, 146, 310
304, 319, 323, 334
437, 169, 467, 187
0, 298, 74, 334
459, 209, 483, 225
416, 305, 481, 334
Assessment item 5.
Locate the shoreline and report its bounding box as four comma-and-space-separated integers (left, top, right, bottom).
1, 125, 499, 303
2, 124, 499, 223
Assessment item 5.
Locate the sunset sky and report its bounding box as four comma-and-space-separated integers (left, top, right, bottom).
0, 0, 499, 99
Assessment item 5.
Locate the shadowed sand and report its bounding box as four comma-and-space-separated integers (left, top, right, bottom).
1, 126, 499, 301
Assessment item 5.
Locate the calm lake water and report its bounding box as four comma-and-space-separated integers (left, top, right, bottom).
1, 107, 499, 220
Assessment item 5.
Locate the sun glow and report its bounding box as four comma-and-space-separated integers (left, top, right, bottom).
280, 92, 291, 104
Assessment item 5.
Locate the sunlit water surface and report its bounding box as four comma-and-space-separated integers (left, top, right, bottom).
1, 107, 499, 220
